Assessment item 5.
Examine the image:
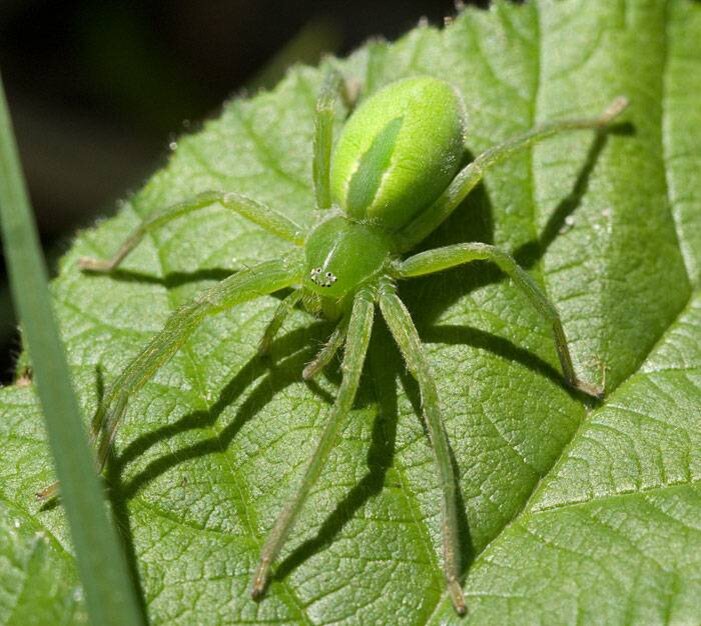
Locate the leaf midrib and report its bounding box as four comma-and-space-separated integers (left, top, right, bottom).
530, 478, 701, 516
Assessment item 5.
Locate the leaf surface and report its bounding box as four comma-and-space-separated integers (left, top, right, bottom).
1, 1, 699, 623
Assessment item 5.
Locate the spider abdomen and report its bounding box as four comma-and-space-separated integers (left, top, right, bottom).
330, 75, 466, 231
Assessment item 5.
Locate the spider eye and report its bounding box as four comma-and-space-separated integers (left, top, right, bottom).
309, 267, 337, 288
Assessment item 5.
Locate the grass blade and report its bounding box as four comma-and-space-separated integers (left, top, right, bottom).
0, 72, 145, 625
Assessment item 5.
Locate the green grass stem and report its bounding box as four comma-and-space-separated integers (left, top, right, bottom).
0, 71, 144, 626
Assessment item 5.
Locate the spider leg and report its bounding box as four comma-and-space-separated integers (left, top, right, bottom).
312, 69, 360, 210
394, 242, 603, 398
78, 190, 305, 272
378, 279, 467, 616
257, 289, 304, 356
302, 315, 348, 380
313, 72, 343, 210
37, 258, 302, 501
395, 96, 629, 251
251, 287, 374, 599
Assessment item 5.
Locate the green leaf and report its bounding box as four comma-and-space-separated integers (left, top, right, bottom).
1, 0, 699, 623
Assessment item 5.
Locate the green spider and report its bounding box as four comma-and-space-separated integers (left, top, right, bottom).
39, 73, 627, 615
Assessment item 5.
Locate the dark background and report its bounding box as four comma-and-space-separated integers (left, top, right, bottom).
0, 0, 495, 381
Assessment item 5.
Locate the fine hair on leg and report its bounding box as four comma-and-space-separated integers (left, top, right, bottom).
313, 72, 342, 210
258, 289, 304, 356
78, 191, 304, 273
302, 316, 349, 380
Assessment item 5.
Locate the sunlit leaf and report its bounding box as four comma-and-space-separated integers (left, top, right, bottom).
1, 1, 699, 623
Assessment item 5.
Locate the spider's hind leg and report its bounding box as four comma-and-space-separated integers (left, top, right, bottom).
378, 280, 467, 616
394, 242, 604, 398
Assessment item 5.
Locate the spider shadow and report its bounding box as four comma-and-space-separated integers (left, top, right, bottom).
512, 122, 633, 270
273, 326, 401, 581
98, 328, 329, 620
102, 317, 410, 597
274, 321, 475, 583
84, 267, 236, 289
106, 323, 334, 504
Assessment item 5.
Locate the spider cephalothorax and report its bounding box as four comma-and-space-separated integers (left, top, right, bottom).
304, 215, 391, 298
39, 72, 628, 615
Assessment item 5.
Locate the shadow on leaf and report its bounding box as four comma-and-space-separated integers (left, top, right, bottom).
84, 267, 236, 288
109, 324, 333, 502
275, 325, 402, 580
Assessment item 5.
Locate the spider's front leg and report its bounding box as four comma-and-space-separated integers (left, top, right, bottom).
257, 290, 304, 356
37, 258, 303, 501
302, 317, 348, 380
78, 191, 304, 273
312, 69, 358, 210
394, 243, 604, 398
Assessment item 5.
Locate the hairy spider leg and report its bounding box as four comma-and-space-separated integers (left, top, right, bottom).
313, 71, 343, 209
37, 258, 302, 501
395, 96, 629, 251
257, 289, 304, 356
302, 315, 349, 380
378, 280, 467, 615
77, 190, 305, 273
251, 288, 375, 599
313, 68, 361, 210
394, 241, 604, 399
